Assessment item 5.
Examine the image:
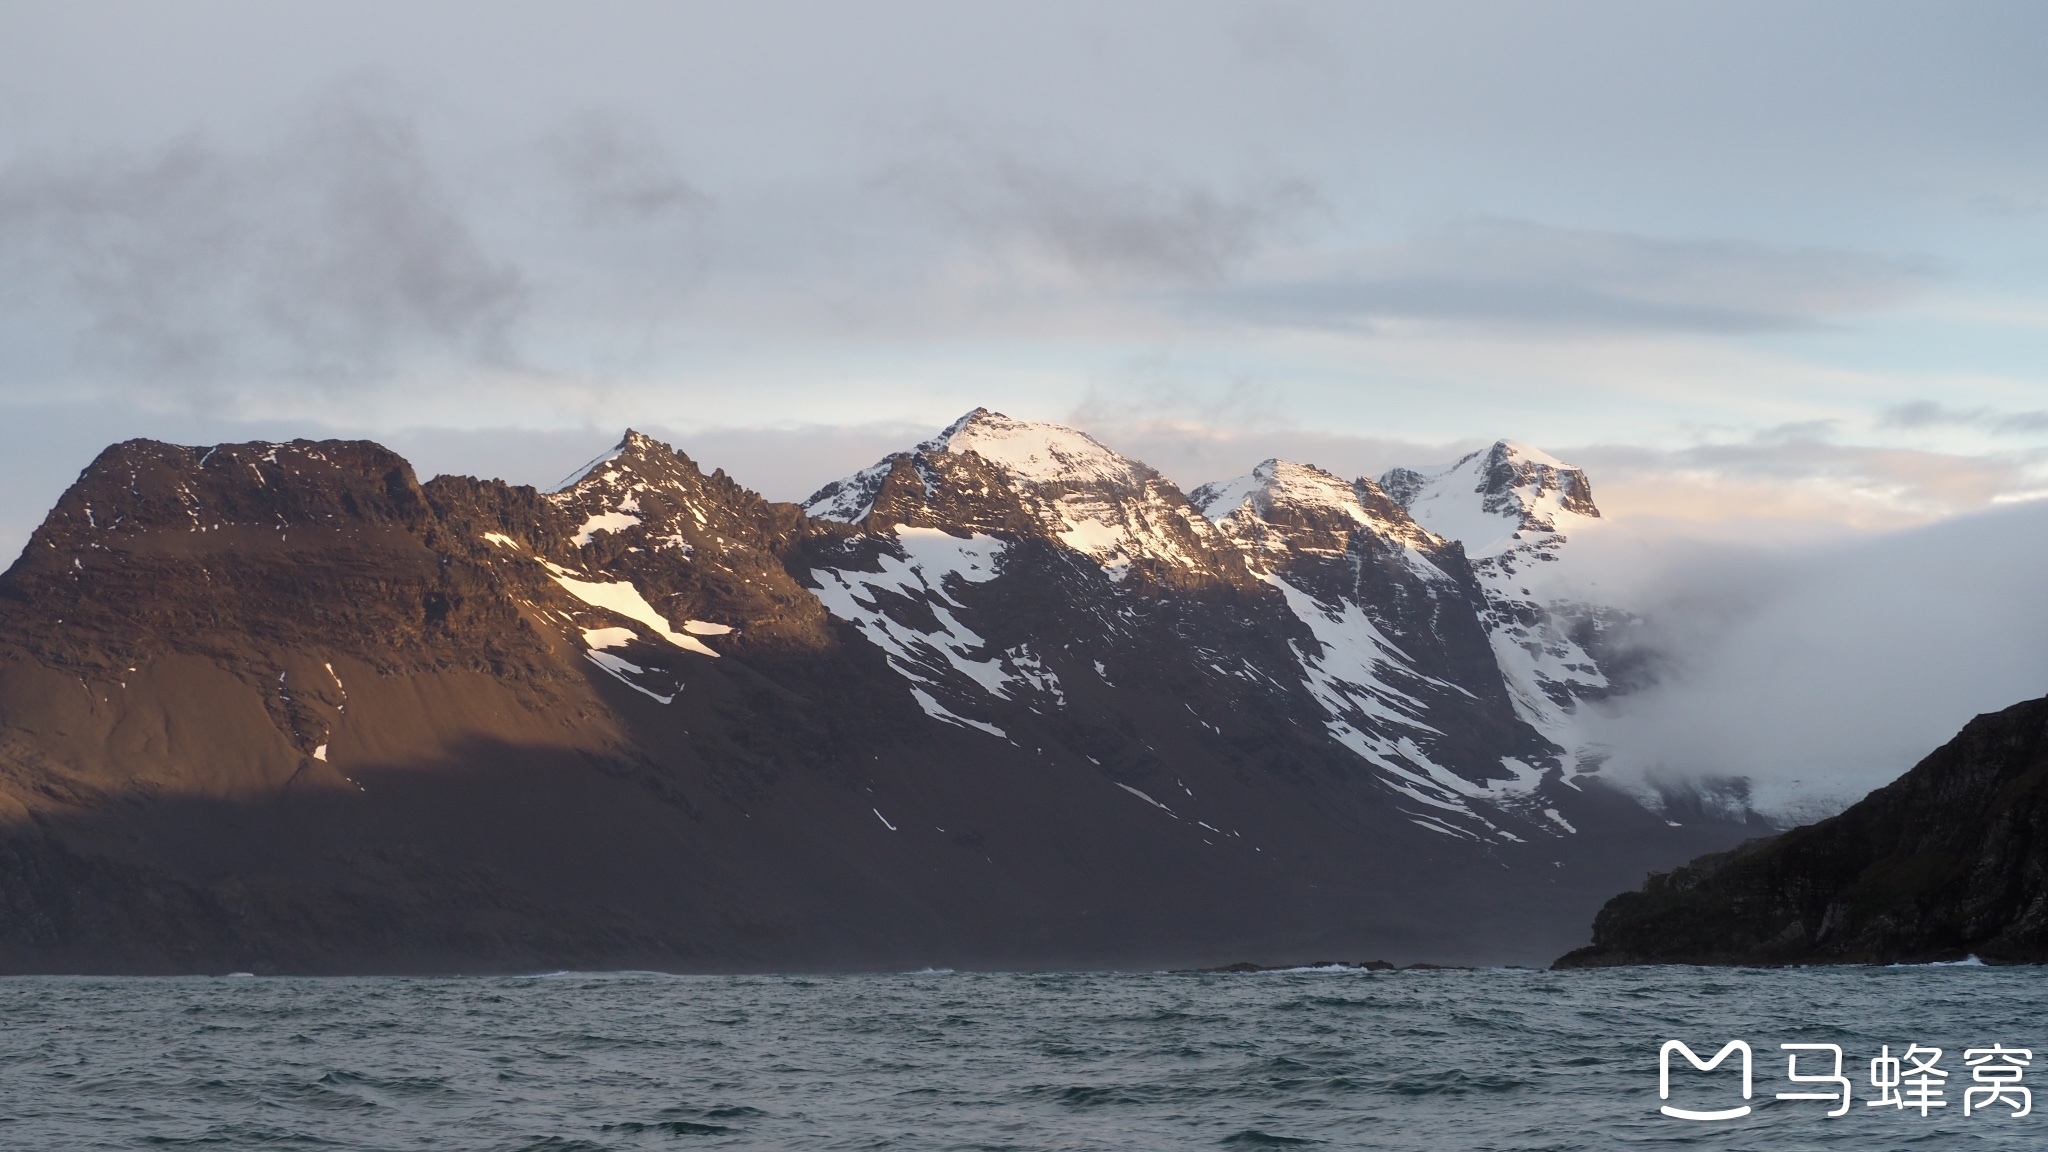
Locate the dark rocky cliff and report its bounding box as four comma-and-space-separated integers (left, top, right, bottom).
1555, 693, 2048, 967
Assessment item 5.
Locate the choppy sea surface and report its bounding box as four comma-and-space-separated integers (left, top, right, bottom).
2, 965, 2044, 1150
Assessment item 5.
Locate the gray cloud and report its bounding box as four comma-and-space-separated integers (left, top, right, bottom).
0, 91, 527, 404
1881, 399, 2048, 435
543, 111, 708, 228
1196, 219, 1934, 333
888, 146, 1321, 285
1226, 0, 1341, 66
1579, 499, 2048, 820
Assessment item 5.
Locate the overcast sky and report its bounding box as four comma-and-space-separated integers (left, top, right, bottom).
2, 2, 2043, 517
2, 2, 2044, 804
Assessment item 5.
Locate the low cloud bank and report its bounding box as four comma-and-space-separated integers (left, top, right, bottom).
1574, 500, 2048, 822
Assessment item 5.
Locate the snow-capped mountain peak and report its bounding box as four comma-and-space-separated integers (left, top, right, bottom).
919, 408, 1151, 489
1193, 459, 1357, 523
1386, 439, 1600, 560
806, 409, 1233, 585
802, 409, 1153, 524
1192, 459, 1442, 555
1378, 439, 1614, 779
1491, 438, 1566, 470
548, 428, 670, 494
1474, 439, 1599, 527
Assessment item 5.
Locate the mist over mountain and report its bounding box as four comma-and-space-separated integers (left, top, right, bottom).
1556, 501, 2048, 823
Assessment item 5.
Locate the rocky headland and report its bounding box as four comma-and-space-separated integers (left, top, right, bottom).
1556, 694, 2048, 967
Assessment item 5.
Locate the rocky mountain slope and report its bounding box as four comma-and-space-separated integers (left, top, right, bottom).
1379, 441, 1627, 776
0, 411, 1753, 973
1554, 693, 2048, 967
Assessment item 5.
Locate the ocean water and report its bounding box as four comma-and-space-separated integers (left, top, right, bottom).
1, 965, 2043, 1150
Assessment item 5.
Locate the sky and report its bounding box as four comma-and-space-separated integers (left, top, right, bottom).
1, 1, 2044, 809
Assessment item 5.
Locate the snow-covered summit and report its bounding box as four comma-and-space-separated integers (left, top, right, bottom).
919, 408, 1151, 489
541, 427, 784, 565
803, 408, 1230, 584
546, 430, 700, 538
1192, 459, 1442, 554
1193, 459, 1357, 523
1490, 439, 1568, 470
1384, 440, 1600, 560
1379, 439, 1615, 779
803, 409, 1156, 525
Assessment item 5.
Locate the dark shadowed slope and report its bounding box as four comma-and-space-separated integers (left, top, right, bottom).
1556, 694, 2048, 967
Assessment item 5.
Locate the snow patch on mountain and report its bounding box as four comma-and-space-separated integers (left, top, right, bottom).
544, 561, 721, 658
1265, 575, 1542, 832
573, 506, 642, 546
581, 626, 638, 650
1050, 489, 1218, 577
1383, 440, 1613, 775
808, 526, 1057, 736
1269, 576, 1436, 731
582, 650, 676, 703
576, 625, 679, 702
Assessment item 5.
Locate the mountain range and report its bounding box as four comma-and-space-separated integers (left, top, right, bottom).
0, 408, 1756, 972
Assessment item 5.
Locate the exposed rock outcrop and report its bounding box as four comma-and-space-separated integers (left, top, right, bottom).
1555, 694, 2048, 967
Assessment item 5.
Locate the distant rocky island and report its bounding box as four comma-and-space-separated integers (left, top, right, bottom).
0, 409, 1754, 974
1556, 693, 2048, 967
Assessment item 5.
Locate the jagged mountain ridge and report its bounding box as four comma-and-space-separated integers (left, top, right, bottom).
0, 412, 1749, 973
805, 413, 1620, 838
1377, 442, 1620, 777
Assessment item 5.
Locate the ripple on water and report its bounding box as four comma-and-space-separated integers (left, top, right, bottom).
601, 1119, 734, 1135
1220, 1130, 1322, 1146
2, 967, 2045, 1151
